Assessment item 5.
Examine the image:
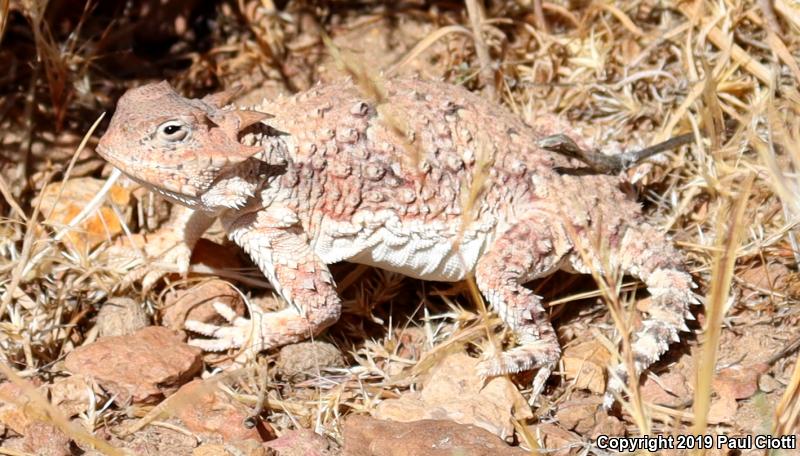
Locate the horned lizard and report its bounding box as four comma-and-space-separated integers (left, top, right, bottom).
96, 78, 696, 405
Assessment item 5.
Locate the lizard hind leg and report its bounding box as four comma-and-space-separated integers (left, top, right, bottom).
600, 223, 697, 408
474, 221, 567, 401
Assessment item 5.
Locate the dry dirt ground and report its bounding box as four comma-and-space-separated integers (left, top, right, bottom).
0, 0, 799, 455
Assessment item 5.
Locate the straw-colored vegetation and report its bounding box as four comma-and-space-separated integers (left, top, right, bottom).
0, 0, 798, 454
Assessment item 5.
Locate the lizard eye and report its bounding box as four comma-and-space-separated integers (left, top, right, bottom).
157, 120, 189, 142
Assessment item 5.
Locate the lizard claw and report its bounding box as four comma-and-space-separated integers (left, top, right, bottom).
185, 302, 322, 362
185, 302, 265, 354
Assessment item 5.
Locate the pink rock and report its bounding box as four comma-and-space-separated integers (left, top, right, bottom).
342, 415, 528, 455
64, 326, 202, 404
264, 429, 339, 456
176, 379, 274, 442
23, 421, 71, 456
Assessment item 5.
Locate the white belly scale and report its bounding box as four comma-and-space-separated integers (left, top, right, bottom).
313, 209, 501, 281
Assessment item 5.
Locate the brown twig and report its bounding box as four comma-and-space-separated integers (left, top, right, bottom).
537, 133, 695, 174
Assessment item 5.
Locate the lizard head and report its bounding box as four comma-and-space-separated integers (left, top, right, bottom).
97, 81, 272, 210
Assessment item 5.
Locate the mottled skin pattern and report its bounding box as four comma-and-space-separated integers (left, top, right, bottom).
97, 78, 696, 405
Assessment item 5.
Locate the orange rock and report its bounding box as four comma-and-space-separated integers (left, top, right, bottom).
0, 382, 35, 435
35, 177, 131, 252
0, 382, 71, 456
554, 395, 600, 434
529, 423, 582, 456
193, 440, 266, 456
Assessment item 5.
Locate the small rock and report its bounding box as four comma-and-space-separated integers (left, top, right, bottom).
529, 423, 581, 456
64, 326, 202, 404
342, 415, 528, 456
48, 375, 96, 417
707, 393, 738, 425
96, 297, 150, 337
175, 379, 274, 442
561, 341, 610, 395
23, 421, 71, 456
276, 341, 346, 380
554, 394, 600, 434
759, 373, 781, 393
706, 364, 767, 425
374, 352, 531, 440
739, 261, 792, 291
589, 411, 626, 440
162, 279, 246, 331
264, 429, 339, 456
193, 444, 229, 456
0, 383, 71, 456
640, 371, 690, 407
193, 439, 266, 456
0, 382, 33, 434
713, 365, 764, 400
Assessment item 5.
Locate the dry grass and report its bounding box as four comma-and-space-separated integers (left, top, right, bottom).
0, 0, 799, 453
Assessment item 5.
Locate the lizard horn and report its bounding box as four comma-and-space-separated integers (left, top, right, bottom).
206, 109, 272, 135
232, 109, 273, 130
206, 128, 265, 168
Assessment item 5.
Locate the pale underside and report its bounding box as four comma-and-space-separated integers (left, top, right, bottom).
313, 210, 502, 281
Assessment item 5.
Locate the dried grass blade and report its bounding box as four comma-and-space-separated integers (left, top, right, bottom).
695, 20, 771, 84
21, 168, 121, 278
691, 174, 753, 442
774, 0, 800, 31
0, 172, 27, 222
590, 3, 644, 37
758, 0, 800, 86
464, 0, 496, 101
387, 25, 472, 77
774, 353, 800, 434
0, 0, 8, 45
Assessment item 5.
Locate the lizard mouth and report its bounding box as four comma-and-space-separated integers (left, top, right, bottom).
97, 144, 203, 208
148, 184, 202, 207
96, 131, 211, 208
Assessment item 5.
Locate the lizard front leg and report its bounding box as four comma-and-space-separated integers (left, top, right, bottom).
185, 208, 341, 356
112, 205, 216, 290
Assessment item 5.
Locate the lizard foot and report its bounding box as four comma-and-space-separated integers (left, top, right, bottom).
185, 302, 264, 353
185, 301, 309, 361
477, 340, 561, 402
